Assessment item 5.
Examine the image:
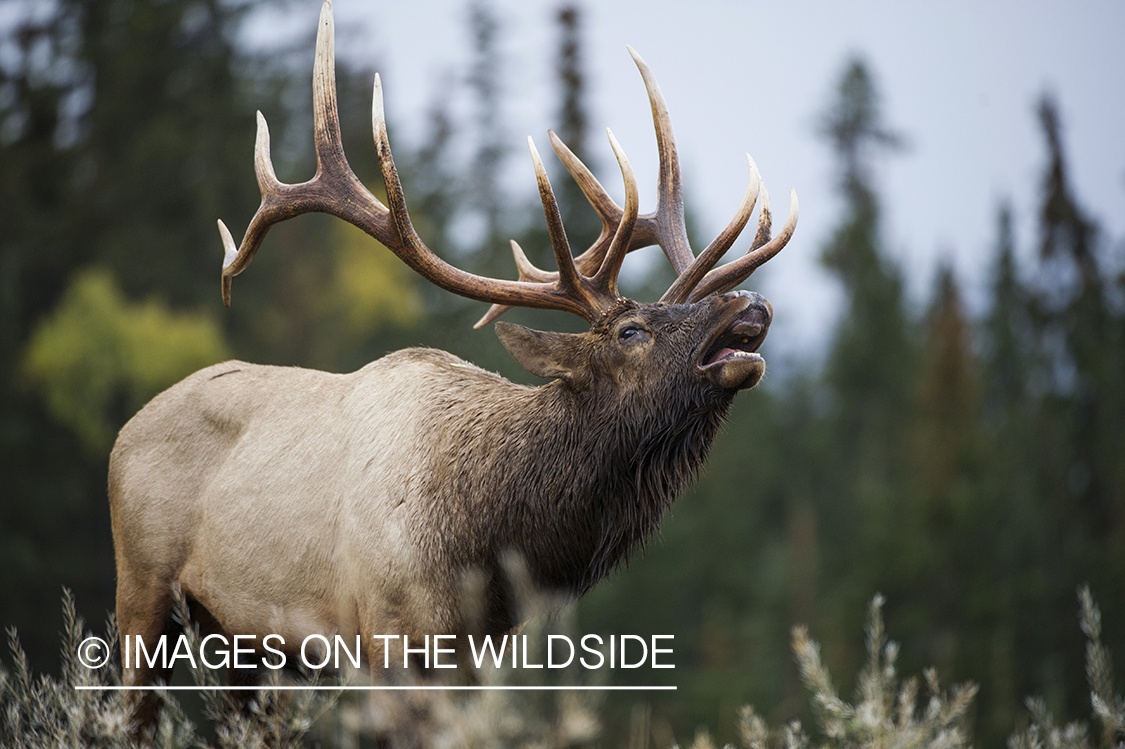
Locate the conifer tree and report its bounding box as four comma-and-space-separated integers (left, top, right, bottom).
552, 5, 599, 254
914, 265, 983, 522
818, 60, 912, 444
974, 203, 1045, 743
813, 58, 916, 639
1027, 96, 1125, 719
982, 204, 1034, 422
1032, 95, 1123, 571
466, 0, 509, 275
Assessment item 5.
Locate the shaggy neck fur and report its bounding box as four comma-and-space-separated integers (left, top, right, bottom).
419, 364, 735, 632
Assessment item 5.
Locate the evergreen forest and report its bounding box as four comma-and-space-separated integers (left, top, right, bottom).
1, 1, 1122, 746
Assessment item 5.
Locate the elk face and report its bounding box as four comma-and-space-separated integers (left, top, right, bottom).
495, 289, 773, 399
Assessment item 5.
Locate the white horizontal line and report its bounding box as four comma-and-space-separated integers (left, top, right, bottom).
75, 685, 676, 692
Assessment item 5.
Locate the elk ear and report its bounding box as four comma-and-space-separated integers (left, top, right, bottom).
495, 322, 585, 382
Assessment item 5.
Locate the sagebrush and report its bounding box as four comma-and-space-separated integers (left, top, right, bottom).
1, 588, 1121, 748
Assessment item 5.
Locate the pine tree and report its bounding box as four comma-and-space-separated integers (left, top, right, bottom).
552, 5, 599, 254
818, 61, 912, 437
813, 59, 916, 648
914, 266, 983, 525
1031, 95, 1124, 573
982, 204, 1034, 422
466, 0, 509, 274
1027, 95, 1125, 721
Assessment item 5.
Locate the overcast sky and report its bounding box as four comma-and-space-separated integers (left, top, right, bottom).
247, 0, 1125, 359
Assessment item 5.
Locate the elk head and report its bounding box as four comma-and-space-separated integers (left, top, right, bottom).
217, 0, 797, 393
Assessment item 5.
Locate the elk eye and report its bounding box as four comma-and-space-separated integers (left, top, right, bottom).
618, 326, 650, 344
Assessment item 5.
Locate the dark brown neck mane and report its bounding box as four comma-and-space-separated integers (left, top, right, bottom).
419, 361, 736, 633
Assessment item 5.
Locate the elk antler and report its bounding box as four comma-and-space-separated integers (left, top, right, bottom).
475, 46, 797, 325
219, 0, 637, 322
218, 1, 797, 326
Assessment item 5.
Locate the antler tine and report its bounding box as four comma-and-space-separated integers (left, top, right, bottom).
219, 0, 393, 306
222, 110, 287, 291
591, 128, 640, 298
473, 127, 647, 329
473, 45, 794, 328
527, 137, 612, 317
508, 240, 554, 283
659, 154, 761, 304
473, 237, 558, 329
548, 130, 618, 252
628, 45, 694, 276
371, 75, 460, 284
374, 74, 611, 318
687, 187, 798, 303
476, 48, 717, 328
547, 130, 660, 266
312, 0, 343, 179
472, 130, 658, 329
749, 175, 773, 251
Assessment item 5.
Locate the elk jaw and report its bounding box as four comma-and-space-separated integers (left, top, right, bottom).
698, 292, 770, 391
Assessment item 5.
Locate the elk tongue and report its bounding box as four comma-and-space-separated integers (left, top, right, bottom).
705, 346, 742, 365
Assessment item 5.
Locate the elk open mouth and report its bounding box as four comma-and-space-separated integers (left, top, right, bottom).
700, 322, 766, 367
698, 302, 769, 390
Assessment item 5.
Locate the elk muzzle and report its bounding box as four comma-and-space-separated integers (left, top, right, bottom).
698, 290, 772, 390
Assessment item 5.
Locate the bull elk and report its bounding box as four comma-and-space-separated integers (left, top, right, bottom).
108, 0, 796, 735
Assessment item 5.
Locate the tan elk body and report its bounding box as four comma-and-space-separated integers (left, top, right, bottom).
108, 0, 796, 735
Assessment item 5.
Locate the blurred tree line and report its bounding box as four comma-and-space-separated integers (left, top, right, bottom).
582, 57, 1125, 749
1, 1, 1121, 747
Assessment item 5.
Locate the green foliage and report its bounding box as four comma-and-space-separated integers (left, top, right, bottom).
23, 268, 230, 451
321, 222, 423, 337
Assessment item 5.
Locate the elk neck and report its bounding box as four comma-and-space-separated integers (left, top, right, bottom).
416, 355, 736, 627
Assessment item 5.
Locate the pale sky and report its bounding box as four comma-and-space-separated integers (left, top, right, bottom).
247, 1, 1125, 360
